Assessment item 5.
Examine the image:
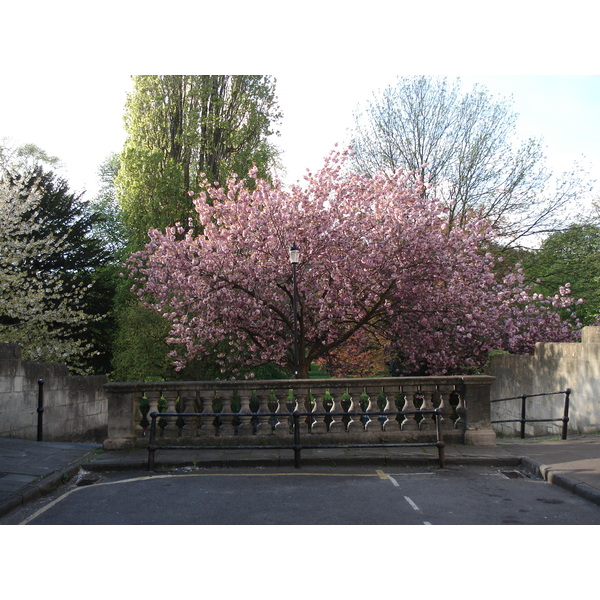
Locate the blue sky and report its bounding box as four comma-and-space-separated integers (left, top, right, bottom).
276, 74, 600, 202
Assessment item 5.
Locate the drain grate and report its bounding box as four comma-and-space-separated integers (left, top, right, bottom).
75, 472, 102, 487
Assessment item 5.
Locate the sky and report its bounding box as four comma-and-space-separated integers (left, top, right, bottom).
2, 72, 599, 201
1, 3, 599, 212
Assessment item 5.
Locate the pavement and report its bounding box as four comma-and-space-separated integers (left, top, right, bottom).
2, 433, 600, 519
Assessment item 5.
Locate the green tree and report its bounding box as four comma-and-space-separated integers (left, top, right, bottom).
112, 75, 282, 381
89, 153, 127, 258
0, 138, 62, 173
522, 224, 600, 325
0, 170, 100, 371
1, 136, 121, 373
350, 76, 589, 248
116, 75, 282, 249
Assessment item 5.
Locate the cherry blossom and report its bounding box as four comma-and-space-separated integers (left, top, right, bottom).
128, 149, 580, 378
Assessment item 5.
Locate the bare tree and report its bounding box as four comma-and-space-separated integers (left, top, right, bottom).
350, 76, 589, 248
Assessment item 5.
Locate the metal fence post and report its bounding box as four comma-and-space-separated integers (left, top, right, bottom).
37, 378, 45, 442
520, 394, 527, 439
293, 412, 301, 469
562, 389, 571, 440
148, 411, 158, 470
434, 408, 446, 468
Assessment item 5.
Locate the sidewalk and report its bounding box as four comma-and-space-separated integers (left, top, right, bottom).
0, 437, 101, 519
2, 434, 600, 519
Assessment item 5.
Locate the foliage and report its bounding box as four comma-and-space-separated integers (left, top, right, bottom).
522, 224, 600, 325
315, 329, 388, 378
0, 172, 99, 370
0, 139, 122, 373
89, 153, 128, 258
112, 76, 282, 380
127, 150, 581, 378
0, 138, 62, 173
116, 75, 282, 249
110, 297, 174, 381
350, 76, 590, 248
13, 169, 112, 274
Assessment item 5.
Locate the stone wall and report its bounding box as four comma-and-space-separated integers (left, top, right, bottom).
486, 326, 600, 436
0, 343, 108, 442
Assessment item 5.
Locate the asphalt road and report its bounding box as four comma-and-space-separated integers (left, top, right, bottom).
3, 464, 600, 525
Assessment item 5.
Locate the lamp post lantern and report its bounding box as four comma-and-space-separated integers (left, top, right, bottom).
289, 243, 300, 378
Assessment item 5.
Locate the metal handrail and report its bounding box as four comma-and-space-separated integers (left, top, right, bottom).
146, 408, 446, 470
491, 389, 571, 440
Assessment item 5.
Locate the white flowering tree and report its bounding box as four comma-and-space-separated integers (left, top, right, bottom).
0, 174, 96, 369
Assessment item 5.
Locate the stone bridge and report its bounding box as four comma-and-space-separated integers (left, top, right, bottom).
103, 375, 497, 450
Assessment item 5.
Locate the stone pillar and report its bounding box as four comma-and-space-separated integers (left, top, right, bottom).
103, 387, 135, 450
463, 376, 497, 445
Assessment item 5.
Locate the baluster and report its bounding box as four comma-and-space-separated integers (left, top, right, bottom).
219, 390, 236, 437
310, 388, 327, 434
296, 388, 313, 432
275, 390, 291, 435
145, 390, 160, 417
199, 390, 216, 437
145, 391, 161, 436
454, 390, 466, 430
418, 387, 435, 431
400, 388, 418, 431
328, 387, 345, 434
382, 387, 399, 432
434, 388, 451, 432
346, 388, 364, 432
176, 391, 193, 437
157, 392, 169, 437
192, 392, 202, 436
162, 390, 178, 438
256, 391, 274, 435
365, 386, 382, 432
237, 391, 254, 437
296, 388, 317, 432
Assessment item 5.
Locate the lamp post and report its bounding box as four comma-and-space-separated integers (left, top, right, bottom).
289, 243, 300, 378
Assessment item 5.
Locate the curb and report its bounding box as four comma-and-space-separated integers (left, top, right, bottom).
0, 452, 94, 520
519, 456, 600, 508
84, 453, 522, 472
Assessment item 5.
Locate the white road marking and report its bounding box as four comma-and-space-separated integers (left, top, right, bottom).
387, 475, 400, 487
404, 496, 421, 511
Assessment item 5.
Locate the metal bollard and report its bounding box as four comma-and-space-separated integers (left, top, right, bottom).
37, 378, 45, 442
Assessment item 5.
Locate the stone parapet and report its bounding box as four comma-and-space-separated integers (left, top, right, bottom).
103, 375, 496, 450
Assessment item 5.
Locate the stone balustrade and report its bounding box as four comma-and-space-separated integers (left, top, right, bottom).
103, 375, 496, 450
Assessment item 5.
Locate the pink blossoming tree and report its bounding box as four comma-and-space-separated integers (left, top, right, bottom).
127, 150, 581, 378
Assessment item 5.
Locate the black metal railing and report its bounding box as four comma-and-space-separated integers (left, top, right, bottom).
147, 408, 446, 470
491, 389, 571, 440
37, 378, 45, 442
